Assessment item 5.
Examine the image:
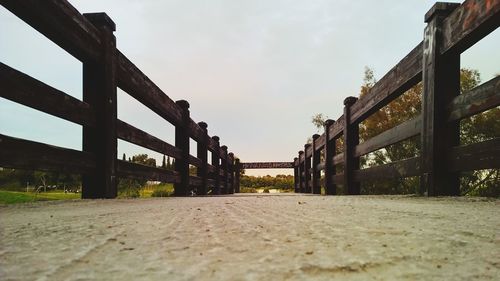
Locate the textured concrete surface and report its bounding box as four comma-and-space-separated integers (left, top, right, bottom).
0, 194, 499, 280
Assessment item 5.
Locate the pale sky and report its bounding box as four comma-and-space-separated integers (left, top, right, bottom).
0, 1, 498, 176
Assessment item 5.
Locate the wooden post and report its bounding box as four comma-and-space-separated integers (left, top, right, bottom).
298, 151, 304, 193
197, 122, 208, 195
174, 100, 190, 196
82, 13, 117, 199
421, 3, 461, 196
343, 96, 360, 195
293, 157, 299, 193
324, 119, 336, 195
211, 136, 221, 195
228, 152, 235, 194
235, 158, 241, 193
311, 134, 321, 194
304, 144, 312, 193
221, 145, 228, 194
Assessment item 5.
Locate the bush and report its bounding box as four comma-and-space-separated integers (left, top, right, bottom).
240, 187, 257, 193
151, 184, 174, 197
151, 189, 171, 197
117, 178, 142, 198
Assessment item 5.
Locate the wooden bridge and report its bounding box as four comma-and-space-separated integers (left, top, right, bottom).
0, 0, 499, 198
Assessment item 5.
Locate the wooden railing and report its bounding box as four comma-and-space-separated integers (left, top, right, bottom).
0, 0, 239, 198
294, 0, 500, 196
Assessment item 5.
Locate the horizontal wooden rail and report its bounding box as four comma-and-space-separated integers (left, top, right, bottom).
353, 157, 421, 182
447, 75, 500, 122
189, 175, 203, 187
0, 134, 96, 174
116, 160, 180, 183
333, 153, 344, 165
441, 0, 500, 55
350, 43, 423, 124
0, 62, 96, 127
354, 116, 421, 157
448, 138, 500, 172
116, 120, 182, 159
189, 155, 203, 167
117, 52, 183, 126
327, 116, 344, 141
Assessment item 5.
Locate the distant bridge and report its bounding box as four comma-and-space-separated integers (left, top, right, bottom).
241, 162, 294, 169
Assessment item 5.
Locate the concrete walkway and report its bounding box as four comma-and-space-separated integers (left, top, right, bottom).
0, 194, 498, 280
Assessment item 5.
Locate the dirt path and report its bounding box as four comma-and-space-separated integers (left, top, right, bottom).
0, 194, 498, 280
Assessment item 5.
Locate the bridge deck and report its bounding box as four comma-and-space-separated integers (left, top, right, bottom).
1, 194, 498, 280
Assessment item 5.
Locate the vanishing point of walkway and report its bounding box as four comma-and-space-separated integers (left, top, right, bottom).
1, 194, 499, 280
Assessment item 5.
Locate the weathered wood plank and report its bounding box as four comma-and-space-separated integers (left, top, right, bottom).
220, 146, 229, 194
304, 144, 312, 193
350, 43, 423, 124
448, 138, 500, 171
441, 0, 500, 55
333, 153, 344, 165
354, 116, 421, 157
173, 100, 190, 196
116, 119, 182, 159
0, 0, 102, 63
0, 62, 96, 127
447, 75, 500, 122
353, 157, 421, 182
324, 119, 337, 195
241, 162, 294, 169
421, 4, 461, 196
327, 115, 345, 141
311, 134, 321, 194
189, 175, 203, 187
207, 164, 215, 173
196, 122, 209, 195
116, 160, 179, 183
188, 119, 205, 143
116, 51, 183, 126
305, 144, 313, 158
189, 155, 203, 167
211, 136, 221, 195
314, 134, 326, 151
0, 134, 95, 174
81, 13, 117, 199
316, 162, 325, 171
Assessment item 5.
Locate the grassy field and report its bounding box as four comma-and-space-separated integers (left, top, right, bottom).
0, 190, 81, 204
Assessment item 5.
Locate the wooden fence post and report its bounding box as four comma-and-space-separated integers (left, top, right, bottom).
235, 158, 241, 193
311, 134, 321, 194
211, 136, 221, 195
293, 157, 299, 193
197, 122, 208, 195
304, 144, 312, 193
343, 96, 360, 195
82, 13, 117, 199
221, 145, 228, 194
324, 119, 336, 195
298, 151, 304, 193
421, 3, 461, 196
174, 100, 190, 196
228, 152, 235, 194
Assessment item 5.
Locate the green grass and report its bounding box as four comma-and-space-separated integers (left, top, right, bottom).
0, 190, 80, 204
